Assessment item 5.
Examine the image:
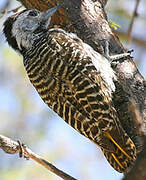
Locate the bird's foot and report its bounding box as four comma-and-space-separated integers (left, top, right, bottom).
101, 41, 133, 62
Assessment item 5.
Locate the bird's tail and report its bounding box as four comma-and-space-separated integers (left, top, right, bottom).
99, 125, 136, 173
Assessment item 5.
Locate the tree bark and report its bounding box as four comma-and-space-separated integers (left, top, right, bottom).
17, 0, 146, 179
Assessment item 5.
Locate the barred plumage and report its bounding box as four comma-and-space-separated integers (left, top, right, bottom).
3, 7, 136, 172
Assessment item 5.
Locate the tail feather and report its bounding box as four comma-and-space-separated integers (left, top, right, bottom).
101, 130, 136, 173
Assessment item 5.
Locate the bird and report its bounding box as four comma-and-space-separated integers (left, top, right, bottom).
3, 6, 136, 173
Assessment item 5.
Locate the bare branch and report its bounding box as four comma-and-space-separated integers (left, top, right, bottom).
0, 4, 22, 19
0, 0, 10, 18
116, 31, 146, 49
127, 0, 141, 47
7, 6, 23, 13
0, 135, 77, 180
0, 135, 20, 154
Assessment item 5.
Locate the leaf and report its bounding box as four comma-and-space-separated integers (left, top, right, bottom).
109, 20, 121, 30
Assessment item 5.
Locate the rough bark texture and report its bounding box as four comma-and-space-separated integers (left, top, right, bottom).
17, 0, 146, 179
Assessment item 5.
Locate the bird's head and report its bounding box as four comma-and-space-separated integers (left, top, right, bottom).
3, 6, 59, 52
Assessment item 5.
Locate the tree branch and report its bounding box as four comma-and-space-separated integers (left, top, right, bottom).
0, 135, 77, 180
127, 0, 141, 47
116, 31, 146, 49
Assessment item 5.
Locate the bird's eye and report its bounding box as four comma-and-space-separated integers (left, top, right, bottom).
28, 11, 38, 16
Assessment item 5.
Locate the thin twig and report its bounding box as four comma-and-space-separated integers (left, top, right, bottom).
0, 0, 10, 18
127, 0, 141, 47
0, 6, 22, 19
0, 135, 77, 180
7, 6, 23, 13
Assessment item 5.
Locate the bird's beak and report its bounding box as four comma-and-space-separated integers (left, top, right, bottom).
40, 6, 59, 21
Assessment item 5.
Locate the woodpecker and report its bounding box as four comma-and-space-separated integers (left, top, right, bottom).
3, 6, 136, 173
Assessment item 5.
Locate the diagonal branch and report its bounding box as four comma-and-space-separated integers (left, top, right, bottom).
0, 135, 77, 180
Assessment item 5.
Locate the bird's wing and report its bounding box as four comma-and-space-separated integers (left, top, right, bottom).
47, 30, 124, 141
